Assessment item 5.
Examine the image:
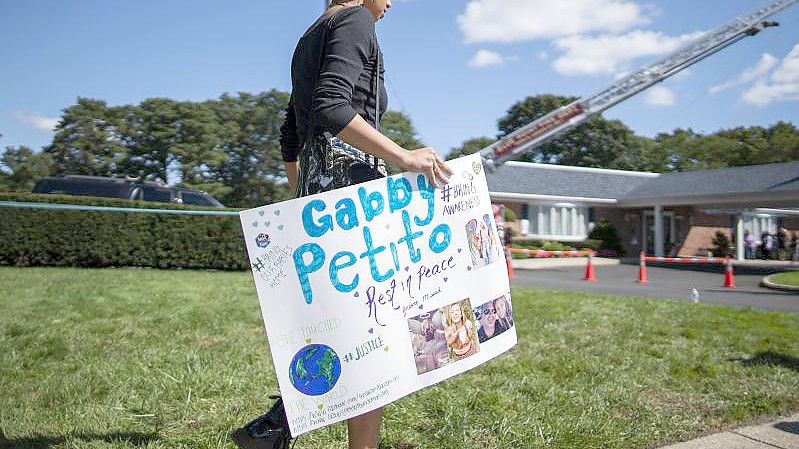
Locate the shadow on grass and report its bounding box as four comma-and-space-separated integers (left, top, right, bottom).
735, 351, 799, 372
0, 431, 157, 448
774, 420, 799, 435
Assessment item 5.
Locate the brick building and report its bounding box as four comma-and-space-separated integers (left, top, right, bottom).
486, 160, 799, 259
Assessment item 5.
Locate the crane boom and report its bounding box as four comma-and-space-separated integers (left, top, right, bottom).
479, 0, 799, 169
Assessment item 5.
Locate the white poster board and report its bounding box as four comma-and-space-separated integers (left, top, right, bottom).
240, 153, 516, 436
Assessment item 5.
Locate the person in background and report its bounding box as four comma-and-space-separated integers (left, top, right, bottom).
777, 227, 789, 260
761, 231, 773, 260
744, 230, 756, 260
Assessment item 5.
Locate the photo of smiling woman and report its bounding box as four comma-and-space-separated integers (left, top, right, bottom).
475, 295, 513, 344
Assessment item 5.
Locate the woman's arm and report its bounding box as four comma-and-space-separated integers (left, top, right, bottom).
314, 8, 452, 186
280, 94, 301, 196
337, 114, 451, 187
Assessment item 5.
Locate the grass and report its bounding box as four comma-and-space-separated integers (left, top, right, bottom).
769, 271, 799, 287
1, 267, 798, 449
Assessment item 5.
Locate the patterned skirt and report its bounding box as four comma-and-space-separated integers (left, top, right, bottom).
296, 134, 387, 198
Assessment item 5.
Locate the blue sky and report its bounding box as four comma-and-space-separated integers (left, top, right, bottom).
2, 0, 798, 168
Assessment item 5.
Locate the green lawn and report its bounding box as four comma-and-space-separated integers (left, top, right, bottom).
769, 271, 799, 287
1, 267, 798, 449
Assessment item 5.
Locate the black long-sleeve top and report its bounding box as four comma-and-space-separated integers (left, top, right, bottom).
280, 6, 387, 163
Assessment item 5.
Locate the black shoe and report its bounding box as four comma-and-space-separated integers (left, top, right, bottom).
231, 396, 293, 449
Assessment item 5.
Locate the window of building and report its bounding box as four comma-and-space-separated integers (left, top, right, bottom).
524, 203, 589, 241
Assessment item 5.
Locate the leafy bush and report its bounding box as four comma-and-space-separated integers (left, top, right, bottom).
589, 220, 625, 256
503, 207, 517, 222
0, 193, 249, 269
711, 231, 733, 258
580, 239, 603, 251
541, 241, 574, 252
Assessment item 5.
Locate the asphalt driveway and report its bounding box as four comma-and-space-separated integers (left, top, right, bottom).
511, 263, 799, 313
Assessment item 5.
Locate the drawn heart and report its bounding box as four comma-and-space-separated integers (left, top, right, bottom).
305, 337, 312, 344
259, 211, 265, 216
265, 221, 271, 227
472, 161, 482, 175
274, 210, 281, 216
383, 346, 389, 352
354, 292, 359, 298
444, 277, 449, 282
317, 403, 324, 410
368, 328, 374, 334
457, 248, 462, 253
252, 221, 258, 227
467, 266, 472, 271
385, 224, 390, 230
418, 304, 423, 309
405, 266, 409, 272
278, 225, 284, 230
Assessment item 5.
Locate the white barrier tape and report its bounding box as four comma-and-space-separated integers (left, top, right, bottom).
510, 248, 593, 258
0, 200, 240, 216
643, 256, 725, 264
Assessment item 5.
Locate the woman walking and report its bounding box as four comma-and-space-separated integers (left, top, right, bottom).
281, 0, 451, 197
234, 1, 452, 449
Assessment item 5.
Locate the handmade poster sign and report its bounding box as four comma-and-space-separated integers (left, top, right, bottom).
239, 153, 516, 436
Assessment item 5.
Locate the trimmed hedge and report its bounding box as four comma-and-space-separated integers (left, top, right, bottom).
0, 193, 250, 270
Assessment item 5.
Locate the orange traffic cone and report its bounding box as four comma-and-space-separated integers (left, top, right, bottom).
505, 246, 514, 280
637, 251, 649, 284
584, 252, 597, 282
723, 256, 736, 288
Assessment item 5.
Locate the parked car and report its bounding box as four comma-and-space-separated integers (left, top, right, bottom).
32, 175, 225, 207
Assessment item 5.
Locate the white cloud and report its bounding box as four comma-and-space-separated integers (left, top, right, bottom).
458, 0, 648, 44
469, 49, 505, 68
12, 112, 59, 132
551, 30, 703, 76
645, 85, 676, 106
742, 43, 799, 106
709, 53, 778, 94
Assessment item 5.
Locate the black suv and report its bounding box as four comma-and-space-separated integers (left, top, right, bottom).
33, 175, 225, 207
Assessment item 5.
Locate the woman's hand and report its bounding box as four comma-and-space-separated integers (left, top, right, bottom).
400, 147, 453, 189
337, 115, 453, 188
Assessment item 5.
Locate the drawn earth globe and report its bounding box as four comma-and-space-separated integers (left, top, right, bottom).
288, 344, 342, 396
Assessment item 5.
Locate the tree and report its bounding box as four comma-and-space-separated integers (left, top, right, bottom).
381, 110, 423, 150
201, 90, 292, 207
497, 94, 656, 170
767, 121, 799, 163
119, 98, 182, 182
652, 122, 799, 172
45, 98, 129, 177
445, 137, 496, 161
0, 146, 54, 192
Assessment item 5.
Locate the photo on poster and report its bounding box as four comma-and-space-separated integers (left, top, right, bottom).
465, 214, 502, 269
407, 298, 480, 375
475, 294, 514, 344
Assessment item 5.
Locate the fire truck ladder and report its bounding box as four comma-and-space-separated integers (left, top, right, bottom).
479, 0, 799, 169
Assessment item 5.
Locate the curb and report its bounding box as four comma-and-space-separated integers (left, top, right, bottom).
760, 274, 799, 293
